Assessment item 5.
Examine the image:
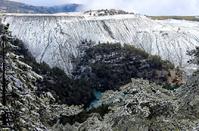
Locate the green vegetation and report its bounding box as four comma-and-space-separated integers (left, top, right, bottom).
58, 104, 110, 125
74, 42, 177, 92
162, 84, 179, 90
187, 46, 199, 75
187, 46, 199, 66
148, 55, 175, 70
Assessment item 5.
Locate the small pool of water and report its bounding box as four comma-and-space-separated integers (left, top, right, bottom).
87, 89, 102, 110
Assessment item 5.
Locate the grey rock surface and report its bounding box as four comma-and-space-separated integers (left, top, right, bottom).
1, 13, 199, 74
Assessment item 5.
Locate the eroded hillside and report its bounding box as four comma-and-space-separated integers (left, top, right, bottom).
1, 12, 199, 75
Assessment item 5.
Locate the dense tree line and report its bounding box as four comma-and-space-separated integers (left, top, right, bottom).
187, 46, 199, 66
73, 42, 177, 92
187, 46, 199, 74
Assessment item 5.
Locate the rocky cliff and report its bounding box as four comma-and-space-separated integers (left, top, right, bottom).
1, 12, 199, 75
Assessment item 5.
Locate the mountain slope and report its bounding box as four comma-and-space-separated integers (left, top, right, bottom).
0, 0, 81, 13
1, 22, 199, 130
73, 42, 182, 92
0, 23, 83, 130
1, 12, 198, 75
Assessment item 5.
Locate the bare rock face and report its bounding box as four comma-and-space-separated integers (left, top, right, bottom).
1, 13, 199, 75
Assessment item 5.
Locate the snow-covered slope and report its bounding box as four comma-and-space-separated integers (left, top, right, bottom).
1, 13, 199, 74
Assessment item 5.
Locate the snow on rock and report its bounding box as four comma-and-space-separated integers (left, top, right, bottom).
1, 51, 82, 130
57, 78, 199, 130
84, 9, 133, 16
1, 13, 199, 75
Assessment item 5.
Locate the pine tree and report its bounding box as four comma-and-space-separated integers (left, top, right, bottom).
187, 46, 199, 66
0, 23, 13, 129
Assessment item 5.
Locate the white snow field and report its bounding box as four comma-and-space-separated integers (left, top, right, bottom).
1, 13, 199, 74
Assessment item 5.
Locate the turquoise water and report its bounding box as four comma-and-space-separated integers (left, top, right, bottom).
87, 89, 102, 110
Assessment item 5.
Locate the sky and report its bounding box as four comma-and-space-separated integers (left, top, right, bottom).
12, 0, 199, 16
